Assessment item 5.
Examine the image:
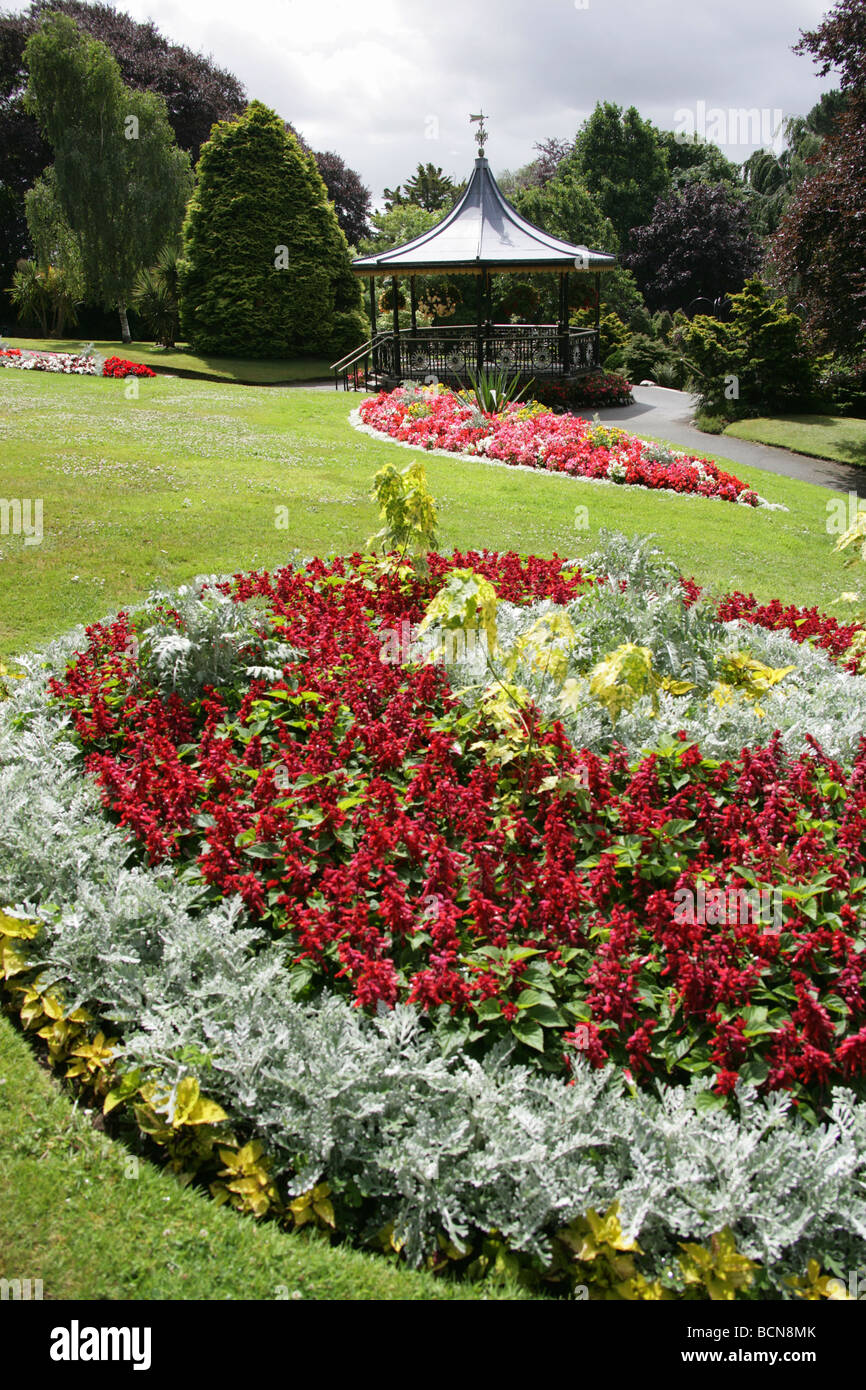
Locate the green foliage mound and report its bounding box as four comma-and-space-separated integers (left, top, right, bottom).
179, 101, 365, 358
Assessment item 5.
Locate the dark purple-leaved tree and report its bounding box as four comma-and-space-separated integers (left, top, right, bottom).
625, 182, 761, 315
769, 0, 866, 352
313, 150, 372, 247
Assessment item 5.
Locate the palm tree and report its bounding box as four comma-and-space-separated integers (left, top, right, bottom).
7, 259, 79, 336
131, 243, 181, 347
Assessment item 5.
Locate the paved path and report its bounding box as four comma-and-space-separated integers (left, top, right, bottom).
575, 385, 861, 494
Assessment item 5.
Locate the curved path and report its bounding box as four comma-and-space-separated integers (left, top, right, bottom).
576, 386, 862, 494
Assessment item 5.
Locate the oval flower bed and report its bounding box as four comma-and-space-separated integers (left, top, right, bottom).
41, 545, 866, 1107
357, 384, 768, 507
0, 347, 156, 378
2, 535, 866, 1295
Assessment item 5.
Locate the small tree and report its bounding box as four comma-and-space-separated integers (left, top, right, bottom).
179, 101, 364, 358
132, 243, 181, 347
24, 14, 193, 342
23, 166, 84, 311
626, 182, 761, 316
7, 257, 78, 336
384, 162, 464, 213
677, 279, 815, 417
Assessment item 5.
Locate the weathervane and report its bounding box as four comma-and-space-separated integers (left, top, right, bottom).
469, 111, 488, 157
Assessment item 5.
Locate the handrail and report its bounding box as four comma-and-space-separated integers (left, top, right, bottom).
330, 338, 374, 372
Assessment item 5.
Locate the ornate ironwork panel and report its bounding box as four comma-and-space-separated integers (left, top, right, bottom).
373, 326, 600, 383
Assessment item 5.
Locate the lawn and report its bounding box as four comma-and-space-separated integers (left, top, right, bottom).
2, 336, 335, 385
0, 371, 858, 663
0, 1014, 507, 1301
1, 370, 862, 1302
725, 413, 866, 468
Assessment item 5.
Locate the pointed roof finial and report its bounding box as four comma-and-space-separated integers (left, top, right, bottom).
469, 110, 488, 157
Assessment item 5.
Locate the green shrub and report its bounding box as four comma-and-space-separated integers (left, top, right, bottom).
677, 279, 816, 419
569, 309, 630, 362
694, 412, 726, 434
620, 333, 686, 387
815, 355, 866, 417
179, 101, 363, 359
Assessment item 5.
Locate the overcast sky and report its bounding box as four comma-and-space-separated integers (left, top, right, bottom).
13, 0, 839, 196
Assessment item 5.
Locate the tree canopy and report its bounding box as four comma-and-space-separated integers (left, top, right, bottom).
0, 0, 245, 285
24, 12, 193, 341
384, 162, 465, 213
626, 181, 760, 315
563, 102, 670, 249
313, 149, 372, 247
770, 0, 866, 351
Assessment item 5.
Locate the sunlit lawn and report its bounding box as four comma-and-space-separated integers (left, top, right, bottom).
0, 372, 856, 662
725, 413, 866, 468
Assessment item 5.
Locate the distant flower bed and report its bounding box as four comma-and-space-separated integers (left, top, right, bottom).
359, 384, 765, 507
531, 371, 633, 410
0, 347, 155, 378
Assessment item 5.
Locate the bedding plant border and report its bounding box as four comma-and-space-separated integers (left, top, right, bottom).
1, 567, 866, 1300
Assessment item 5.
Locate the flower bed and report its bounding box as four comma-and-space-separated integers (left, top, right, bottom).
358, 385, 765, 507
0, 347, 155, 378
2, 536, 866, 1295
42, 541, 866, 1111
531, 371, 633, 410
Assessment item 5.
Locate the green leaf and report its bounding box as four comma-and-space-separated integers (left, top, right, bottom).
511, 1017, 546, 1052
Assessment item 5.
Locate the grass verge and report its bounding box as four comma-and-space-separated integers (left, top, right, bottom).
3, 337, 334, 385
724, 414, 866, 468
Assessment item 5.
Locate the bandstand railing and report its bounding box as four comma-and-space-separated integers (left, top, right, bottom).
376, 324, 599, 384
333, 324, 600, 390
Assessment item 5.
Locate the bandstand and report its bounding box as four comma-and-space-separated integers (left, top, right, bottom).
332, 114, 617, 390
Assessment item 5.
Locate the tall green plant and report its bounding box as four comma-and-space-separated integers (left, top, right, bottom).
465, 365, 534, 413
179, 101, 364, 358
7, 257, 78, 336
367, 460, 439, 576
24, 13, 193, 342
132, 244, 182, 347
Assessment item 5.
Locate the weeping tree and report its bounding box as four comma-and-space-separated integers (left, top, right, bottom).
23, 13, 192, 342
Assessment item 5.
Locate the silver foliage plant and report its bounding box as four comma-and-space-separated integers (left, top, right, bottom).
430, 531, 866, 764
134, 581, 302, 699
1, 629, 866, 1288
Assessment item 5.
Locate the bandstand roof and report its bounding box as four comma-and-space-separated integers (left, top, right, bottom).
352, 156, 618, 278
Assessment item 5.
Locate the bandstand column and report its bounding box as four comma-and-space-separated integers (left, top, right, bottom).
392, 275, 400, 378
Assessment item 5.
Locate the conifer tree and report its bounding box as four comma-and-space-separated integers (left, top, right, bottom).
179, 101, 364, 357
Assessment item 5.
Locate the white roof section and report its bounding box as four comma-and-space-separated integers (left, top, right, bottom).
353, 157, 618, 275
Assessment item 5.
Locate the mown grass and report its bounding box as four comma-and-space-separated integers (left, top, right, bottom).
0, 372, 858, 661
725, 413, 866, 468
3, 336, 334, 384
0, 1014, 511, 1301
